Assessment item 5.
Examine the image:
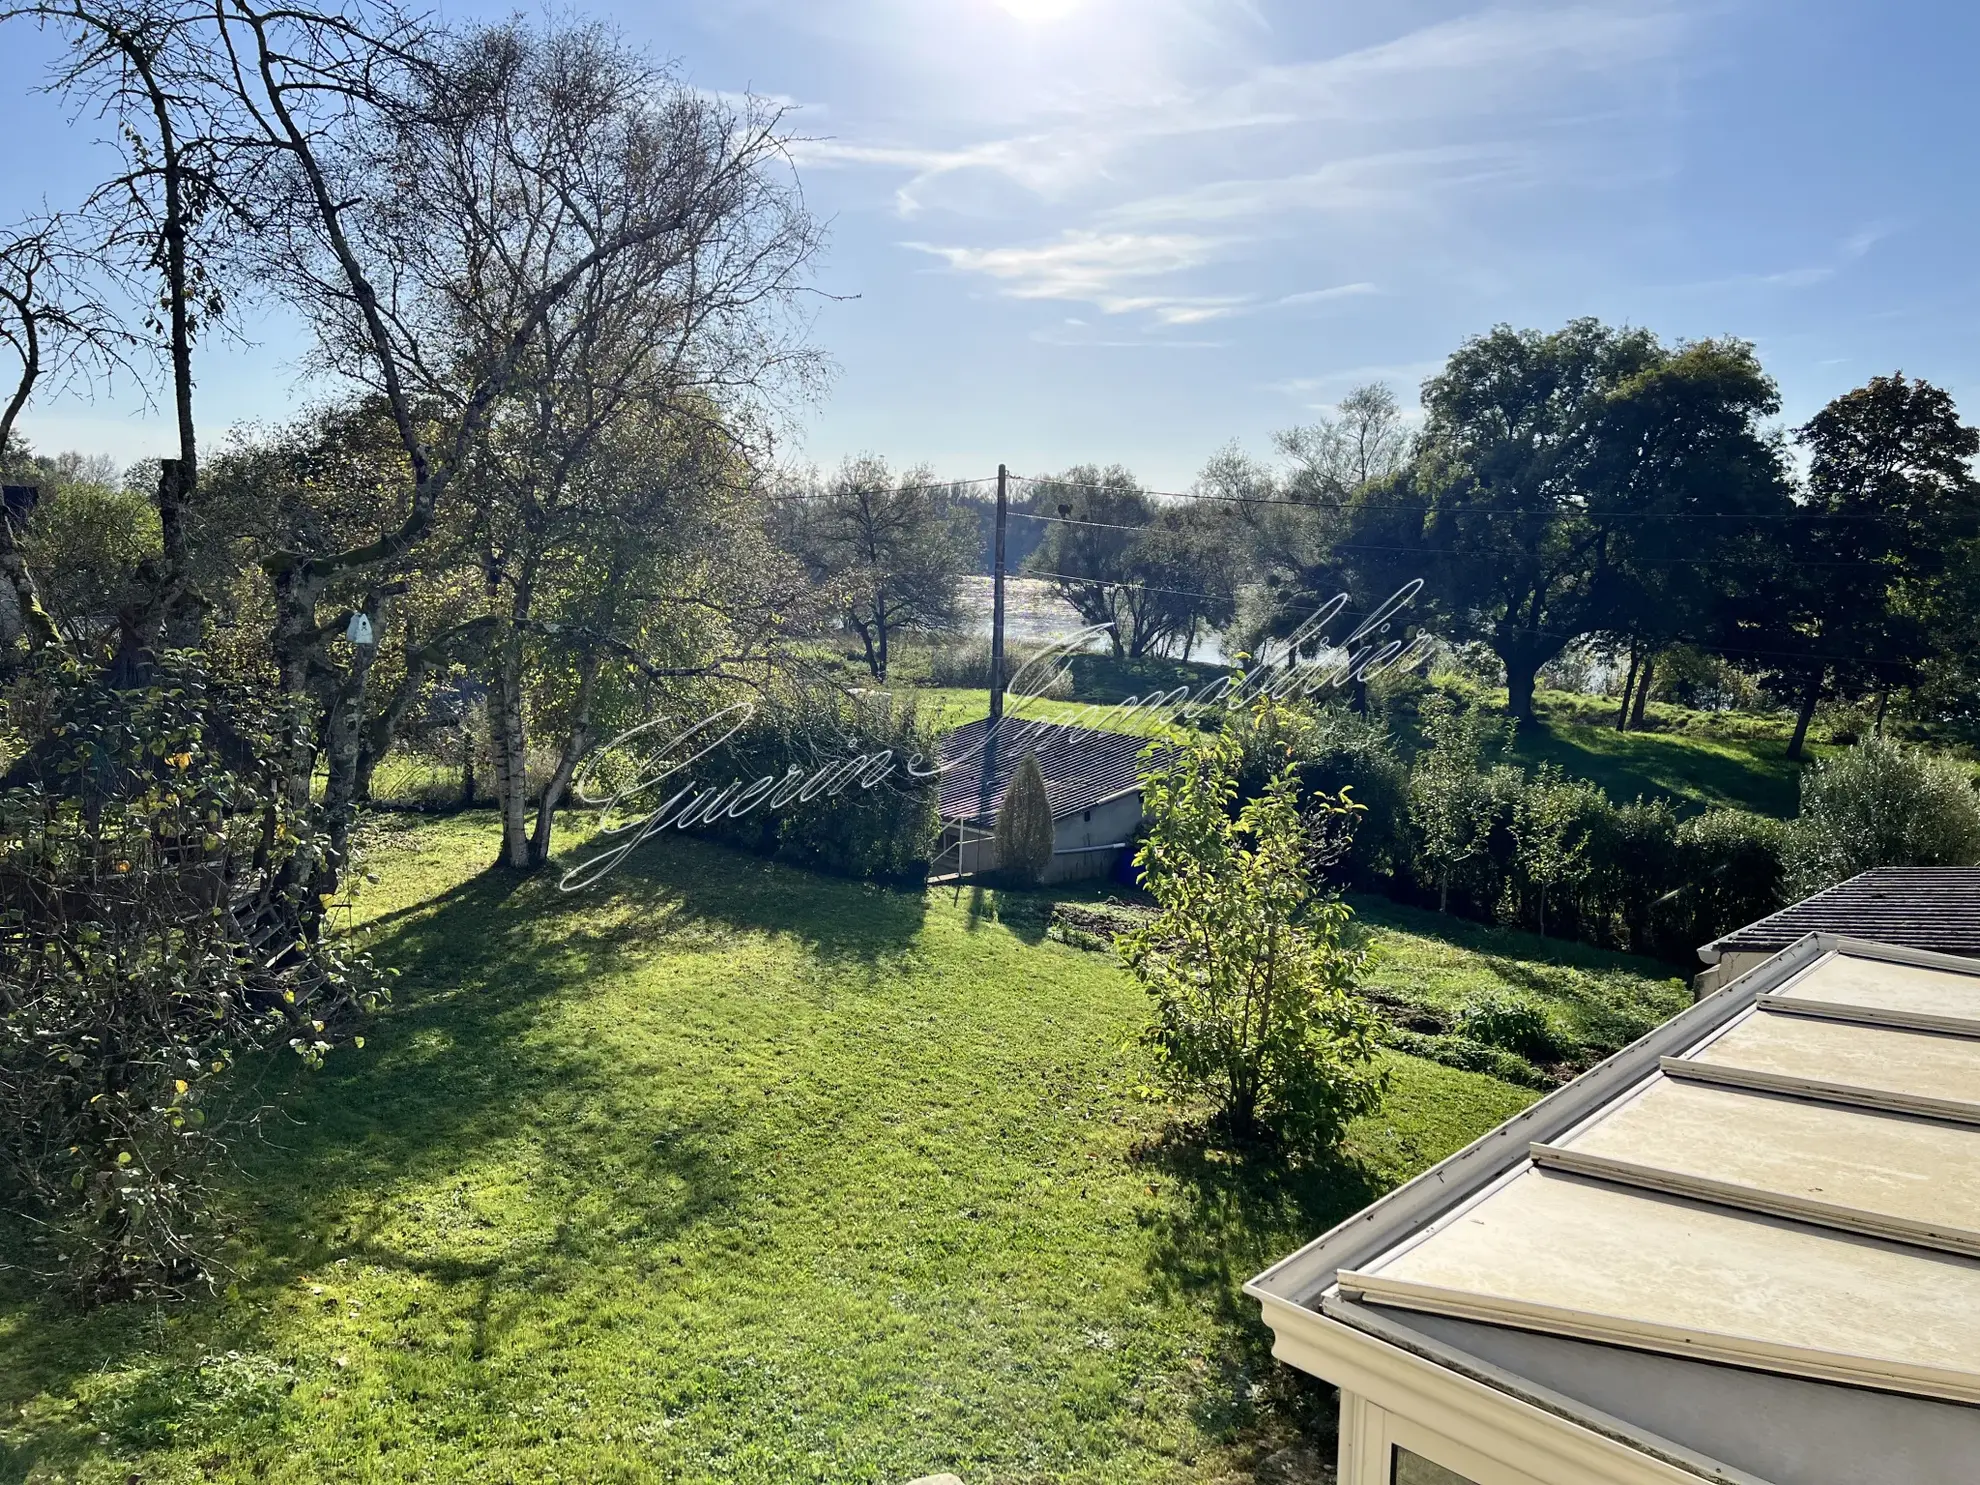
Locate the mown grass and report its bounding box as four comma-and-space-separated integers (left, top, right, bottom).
1349, 896, 1693, 1060
0, 814, 1572, 1485
2, 810, 1711, 1483
1512, 689, 1833, 818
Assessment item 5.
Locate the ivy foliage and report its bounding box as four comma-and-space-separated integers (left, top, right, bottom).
0, 655, 380, 1301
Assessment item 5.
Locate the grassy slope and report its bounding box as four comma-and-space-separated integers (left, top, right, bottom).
1510, 690, 1825, 818
2, 817, 1676, 1485
1350, 896, 1692, 1056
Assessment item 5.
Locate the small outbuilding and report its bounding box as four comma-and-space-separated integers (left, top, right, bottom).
935, 716, 1171, 884
1247, 933, 1980, 1485
1695, 866, 1980, 995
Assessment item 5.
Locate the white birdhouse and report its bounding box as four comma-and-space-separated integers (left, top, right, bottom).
346, 612, 376, 646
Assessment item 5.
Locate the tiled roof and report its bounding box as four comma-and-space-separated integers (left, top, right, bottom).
938, 716, 1172, 826
1707, 867, 1980, 959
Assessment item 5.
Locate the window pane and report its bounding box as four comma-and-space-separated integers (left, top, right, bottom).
1393, 1444, 1481, 1485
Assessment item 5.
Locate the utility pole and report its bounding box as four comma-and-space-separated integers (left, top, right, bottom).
975, 464, 1009, 853
989, 463, 1008, 732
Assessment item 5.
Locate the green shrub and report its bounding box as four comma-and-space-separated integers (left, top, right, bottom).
1387, 1029, 1553, 1089
993, 752, 1056, 884
1788, 736, 1980, 896
1122, 698, 1387, 1149
1225, 699, 1410, 883
1585, 797, 1679, 953
0, 656, 378, 1300
926, 639, 1074, 698
1510, 764, 1605, 937
1667, 809, 1788, 950
1454, 991, 1562, 1061
677, 687, 942, 880
1406, 696, 1510, 913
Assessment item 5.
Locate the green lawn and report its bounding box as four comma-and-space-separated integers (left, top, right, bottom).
1350, 896, 1692, 1058
3, 815, 1690, 1485
1509, 689, 1828, 818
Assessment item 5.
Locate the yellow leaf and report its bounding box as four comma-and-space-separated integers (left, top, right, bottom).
175, 1079, 189, 1095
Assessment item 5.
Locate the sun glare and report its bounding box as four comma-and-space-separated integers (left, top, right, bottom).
996, 0, 1085, 23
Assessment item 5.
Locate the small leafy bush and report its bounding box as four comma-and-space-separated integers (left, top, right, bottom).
614, 684, 942, 881
1788, 735, 1980, 896
1122, 696, 1387, 1150
1387, 1029, 1553, 1089
1454, 991, 1561, 1061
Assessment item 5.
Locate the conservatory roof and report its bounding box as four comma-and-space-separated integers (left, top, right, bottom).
1702, 866, 1980, 964
1247, 935, 1980, 1485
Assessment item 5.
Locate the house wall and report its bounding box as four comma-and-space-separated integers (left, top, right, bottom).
1041, 792, 1143, 885
939, 790, 1144, 884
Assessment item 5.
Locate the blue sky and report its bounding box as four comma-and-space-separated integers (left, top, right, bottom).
4, 0, 1978, 489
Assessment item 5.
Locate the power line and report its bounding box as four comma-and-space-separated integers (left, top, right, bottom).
1006, 470, 1929, 524
1008, 505, 1908, 568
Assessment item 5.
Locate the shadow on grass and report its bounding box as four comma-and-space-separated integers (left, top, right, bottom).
1512, 713, 1801, 818
1132, 1123, 1381, 1451
0, 833, 920, 1469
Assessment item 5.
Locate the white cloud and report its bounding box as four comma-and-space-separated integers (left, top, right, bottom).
906, 229, 1237, 317
1276, 282, 1380, 306
1103, 145, 1532, 227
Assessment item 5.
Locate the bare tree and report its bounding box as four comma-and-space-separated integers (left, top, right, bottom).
783, 455, 977, 681
202, 3, 820, 890
14, 0, 263, 660
1275, 383, 1414, 503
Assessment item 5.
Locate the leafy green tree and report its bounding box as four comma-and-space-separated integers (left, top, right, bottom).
1583, 340, 1794, 730
1353, 320, 1662, 722
1121, 703, 1386, 1146
785, 455, 977, 680
1511, 763, 1602, 936
1023, 464, 1151, 658
1407, 695, 1508, 912
992, 751, 1055, 884
1735, 375, 1980, 759
1788, 735, 1980, 895
0, 653, 378, 1299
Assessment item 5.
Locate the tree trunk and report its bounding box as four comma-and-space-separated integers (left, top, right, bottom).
495, 640, 530, 869
1786, 669, 1823, 761
529, 647, 603, 867
318, 589, 391, 900
1505, 653, 1541, 723
1874, 687, 1890, 735
459, 726, 477, 809
1629, 656, 1654, 729
0, 498, 58, 657
1616, 644, 1640, 731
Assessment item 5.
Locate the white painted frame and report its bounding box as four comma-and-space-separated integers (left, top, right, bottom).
1269, 1296, 1761, 1485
